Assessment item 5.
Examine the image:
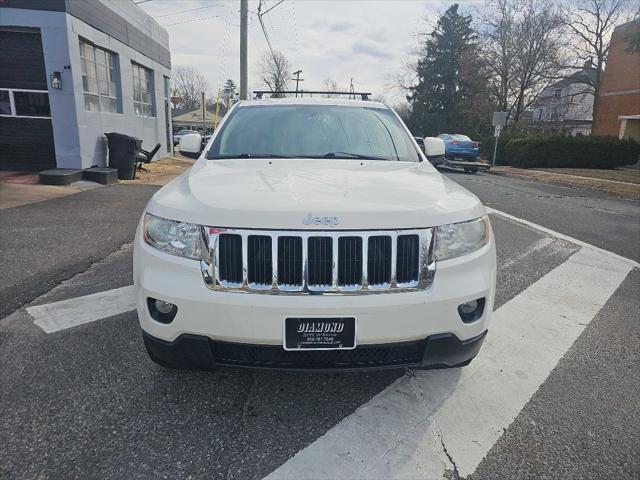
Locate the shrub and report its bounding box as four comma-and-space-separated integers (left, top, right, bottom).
505, 135, 640, 169
479, 133, 523, 165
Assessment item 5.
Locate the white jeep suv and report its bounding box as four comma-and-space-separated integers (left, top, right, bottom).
133, 98, 496, 371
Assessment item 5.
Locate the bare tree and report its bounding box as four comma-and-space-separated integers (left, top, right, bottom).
261, 51, 290, 97
479, 0, 565, 129
561, 0, 631, 118
172, 65, 209, 110
323, 78, 340, 97
478, 0, 519, 112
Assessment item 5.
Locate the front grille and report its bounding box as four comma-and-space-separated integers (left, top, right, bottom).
211, 339, 427, 369
206, 228, 434, 294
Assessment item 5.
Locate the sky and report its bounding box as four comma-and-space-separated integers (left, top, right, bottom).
137, 0, 483, 104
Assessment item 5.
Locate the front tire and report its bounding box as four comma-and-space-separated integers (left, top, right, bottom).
464, 167, 479, 174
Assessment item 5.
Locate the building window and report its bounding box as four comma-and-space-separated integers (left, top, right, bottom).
79, 39, 120, 113
132, 62, 155, 117
0, 89, 51, 118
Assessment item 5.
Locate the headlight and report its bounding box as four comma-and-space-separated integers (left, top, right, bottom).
143, 213, 203, 260
435, 216, 490, 261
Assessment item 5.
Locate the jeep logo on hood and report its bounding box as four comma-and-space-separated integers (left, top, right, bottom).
303, 214, 340, 226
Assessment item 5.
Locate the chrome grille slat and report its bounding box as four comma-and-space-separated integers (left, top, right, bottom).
278, 236, 303, 289
218, 234, 243, 286
247, 235, 272, 288
203, 228, 435, 295
396, 234, 419, 286
367, 235, 392, 287
338, 237, 362, 288
307, 237, 333, 289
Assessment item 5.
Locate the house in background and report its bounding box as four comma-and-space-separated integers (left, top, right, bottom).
531, 64, 596, 136
172, 104, 226, 136
0, 0, 172, 172
592, 20, 640, 141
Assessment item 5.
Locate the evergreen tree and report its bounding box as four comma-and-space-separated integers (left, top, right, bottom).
222, 79, 237, 100
408, 4, 489, 138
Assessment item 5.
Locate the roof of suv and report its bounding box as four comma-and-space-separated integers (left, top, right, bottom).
239, 97, 387, 109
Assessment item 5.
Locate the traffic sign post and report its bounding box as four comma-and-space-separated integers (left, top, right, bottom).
491, 112, 507, 166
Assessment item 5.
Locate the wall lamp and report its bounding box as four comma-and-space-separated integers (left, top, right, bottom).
50, 71, 62, 90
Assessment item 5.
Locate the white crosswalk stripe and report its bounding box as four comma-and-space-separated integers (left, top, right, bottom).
264, 247, 634, 479
27, 285, 136, 333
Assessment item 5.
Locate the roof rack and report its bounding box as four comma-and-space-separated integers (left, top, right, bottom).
253, 90, 372, 100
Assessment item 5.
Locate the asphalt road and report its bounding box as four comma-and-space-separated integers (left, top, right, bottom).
0, 184, 160, 318
445, 170, 640, 262
1, 173, 638, 479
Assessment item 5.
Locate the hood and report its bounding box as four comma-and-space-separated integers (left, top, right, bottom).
146, 159, 486, 230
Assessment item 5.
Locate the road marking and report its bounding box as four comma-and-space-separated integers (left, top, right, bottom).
264, 247, 633, 479
486, 207, 640, 269
498, 236, 556, 270
27, 285, 136, 333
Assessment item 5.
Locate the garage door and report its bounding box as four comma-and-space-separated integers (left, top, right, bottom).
0, 29, 56, 171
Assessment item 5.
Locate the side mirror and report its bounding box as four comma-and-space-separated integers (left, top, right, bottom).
178, 133, 202, 159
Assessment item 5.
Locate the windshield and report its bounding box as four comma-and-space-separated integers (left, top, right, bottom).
451, 134, 472, 141
207, 104, 420, 162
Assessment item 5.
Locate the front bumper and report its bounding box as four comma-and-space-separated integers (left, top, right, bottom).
134, 221, 496, 368
143, 329, 488, 371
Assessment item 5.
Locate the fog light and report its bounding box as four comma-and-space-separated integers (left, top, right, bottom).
458, 297, 485, 323
155, 300, 174, 314
459, 300, 478, 314
147, 297, 178, 323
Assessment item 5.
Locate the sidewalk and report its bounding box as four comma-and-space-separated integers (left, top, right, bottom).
120, 156, 195, 186
491, 166, 640, 199
0, 156, 194, 209
0, 183, 86, 209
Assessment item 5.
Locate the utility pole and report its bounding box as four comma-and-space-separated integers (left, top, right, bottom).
292, 70, 303, 97
201, 91, 206, 135
239, 0, 248, 100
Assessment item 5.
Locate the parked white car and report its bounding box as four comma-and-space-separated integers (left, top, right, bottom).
134, 98, 496, 371
423, 136, 447, 166
172, 129, 197, 146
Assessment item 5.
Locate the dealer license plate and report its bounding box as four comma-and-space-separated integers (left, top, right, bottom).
284, 317, 356, 351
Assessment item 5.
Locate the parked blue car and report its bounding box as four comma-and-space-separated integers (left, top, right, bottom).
438, 134, 480, 160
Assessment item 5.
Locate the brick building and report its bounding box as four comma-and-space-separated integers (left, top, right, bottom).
592, 20, 640, 140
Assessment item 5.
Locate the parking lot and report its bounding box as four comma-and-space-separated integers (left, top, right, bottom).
1, 171, 639, 480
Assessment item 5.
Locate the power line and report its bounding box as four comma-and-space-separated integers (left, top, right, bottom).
257, 0, 288, 63
216, 3, 235, 90
290, 0, 301, 71
261, 0, 286, 16
161, 14, 230, 28
153, 3, 223, 19
257, 0, 277, 61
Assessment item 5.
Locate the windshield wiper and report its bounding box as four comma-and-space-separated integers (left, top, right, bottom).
322, 152, 387, 160
210, 153, 294, 159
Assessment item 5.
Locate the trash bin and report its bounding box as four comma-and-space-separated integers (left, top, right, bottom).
105, 132, 141, 180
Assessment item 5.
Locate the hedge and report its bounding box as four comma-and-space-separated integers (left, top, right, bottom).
505, 135, 640, 169
479, 133, 523, 165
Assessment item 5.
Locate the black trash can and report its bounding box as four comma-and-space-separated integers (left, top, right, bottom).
105, 132, 141, 180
